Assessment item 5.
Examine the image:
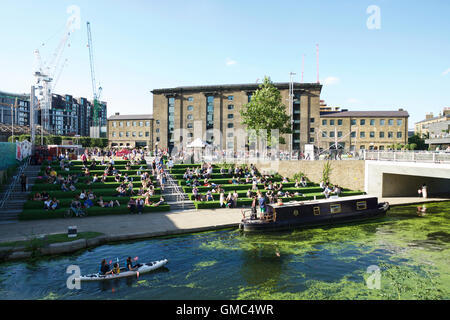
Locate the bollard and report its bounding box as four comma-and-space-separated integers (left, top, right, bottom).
68, 226, 77, 238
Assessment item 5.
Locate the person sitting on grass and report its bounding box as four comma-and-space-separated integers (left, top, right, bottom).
79, 190, 87, 200
127, 198, 136, 214
84, 168, 90, 177
144, 195, 153, 206
116, 186, 127, 197
92, 174, 99, 183
84, 197, 94, 209
33, 192, 42, 201
61, 182, 69, 192
127, 182, 135, 195
44, 198, 53, 210
41, 191, 50, 201
206, 190, 214, 201
300, 176, 307, 187
226, 193, 233, 208
114, 174, 121, 183
101, 174, 108, 183
88, 190, 96, 200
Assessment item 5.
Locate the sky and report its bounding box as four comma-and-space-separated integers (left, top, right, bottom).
0, 0, 449, 127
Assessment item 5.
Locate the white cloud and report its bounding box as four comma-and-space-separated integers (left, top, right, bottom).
225, 58, 237, 66
347, 98, 360, 104
442, 68, 450, 76
322, 76, 340, 85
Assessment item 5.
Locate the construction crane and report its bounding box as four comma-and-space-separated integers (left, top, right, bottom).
33, 15, 77, 142
87, 21, 103, 137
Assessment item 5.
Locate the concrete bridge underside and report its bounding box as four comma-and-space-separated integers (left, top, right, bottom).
365, 161, 450, 197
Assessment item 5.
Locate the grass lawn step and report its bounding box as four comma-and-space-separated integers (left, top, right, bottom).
178, 177, 284, 186
186, 187, 327, 200
182, 183, 318, 193
19, 204, 171, 220
31, 181, 159, 192
28, 187, 161, 200
39, 169, 152, 176
193, 191, 365, 209
46, 160, 147, 166
34, 175, 153, 184
23, 195, 162, 210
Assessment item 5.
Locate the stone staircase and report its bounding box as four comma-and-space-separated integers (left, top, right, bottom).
151, 160, 196, 211
162, 174, 196, 211
0, 164, 41, 224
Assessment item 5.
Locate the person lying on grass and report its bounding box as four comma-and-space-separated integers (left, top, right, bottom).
97, 196, 120, 208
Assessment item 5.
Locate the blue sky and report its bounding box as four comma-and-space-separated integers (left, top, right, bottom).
0, 0, 449, 127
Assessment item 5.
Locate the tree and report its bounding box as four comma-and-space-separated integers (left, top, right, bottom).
408, 134, 428, 150
240, 76, 292, 145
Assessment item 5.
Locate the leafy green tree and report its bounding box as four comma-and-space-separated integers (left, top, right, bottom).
408, 134, 428, 150
240, 76, 292, 145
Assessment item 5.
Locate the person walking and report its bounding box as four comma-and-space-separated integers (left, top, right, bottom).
421, 184, 428, 199
20, 173, 27, 192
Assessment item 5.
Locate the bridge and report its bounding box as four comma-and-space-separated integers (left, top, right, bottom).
363, 151, 450, 197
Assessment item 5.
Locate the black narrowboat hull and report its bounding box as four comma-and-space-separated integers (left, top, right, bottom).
239, 201, 389, 233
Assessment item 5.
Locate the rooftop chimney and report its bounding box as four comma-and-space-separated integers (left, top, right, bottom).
425, 113, 434, 120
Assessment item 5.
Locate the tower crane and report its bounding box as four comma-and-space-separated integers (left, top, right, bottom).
87, 21, 103, 137
33, 15, 77, 141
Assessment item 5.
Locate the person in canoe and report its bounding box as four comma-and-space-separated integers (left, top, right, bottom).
126, 256, 139, 271
112, 262, 120, 275
100, 259, 114, 275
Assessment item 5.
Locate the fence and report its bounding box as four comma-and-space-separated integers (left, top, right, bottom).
362, 150, 450, 163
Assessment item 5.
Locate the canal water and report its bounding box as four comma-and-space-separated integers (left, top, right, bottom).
0, 202, 448, 300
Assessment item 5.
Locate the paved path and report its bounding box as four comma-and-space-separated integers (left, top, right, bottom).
0, 208, 244, 243
379, 196, 449, 206
1, 196, 448, 244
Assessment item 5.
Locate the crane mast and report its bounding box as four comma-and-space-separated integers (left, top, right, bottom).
87, 21, 101, 135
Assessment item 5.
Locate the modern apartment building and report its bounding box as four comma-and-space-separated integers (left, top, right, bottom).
0, 89, 107, 138
151, 83, 323, 152
318, 110, 409, 151
107, 113, 154, 148
0, 90, 31, 127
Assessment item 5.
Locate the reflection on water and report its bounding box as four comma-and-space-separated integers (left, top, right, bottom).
0, 201, 448, 300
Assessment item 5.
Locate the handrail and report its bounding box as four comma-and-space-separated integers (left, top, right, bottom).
0, 156, 30, 209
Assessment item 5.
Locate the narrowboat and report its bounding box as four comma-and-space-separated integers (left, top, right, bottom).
239, 195, 389, 232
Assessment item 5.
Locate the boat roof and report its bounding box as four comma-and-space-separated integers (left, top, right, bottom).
269, 195, 376, 209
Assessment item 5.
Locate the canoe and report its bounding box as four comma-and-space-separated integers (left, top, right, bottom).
79, 259, 168, 281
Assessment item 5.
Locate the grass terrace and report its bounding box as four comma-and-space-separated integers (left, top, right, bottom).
21, 159, 170, 220
170, 163, 365, 210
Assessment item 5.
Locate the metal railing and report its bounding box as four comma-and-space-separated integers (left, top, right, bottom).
362, 150, 450, 163
0, 156, 30, 209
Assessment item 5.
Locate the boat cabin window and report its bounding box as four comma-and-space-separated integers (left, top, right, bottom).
356, 201, 367, 210
330, 204, 341, 214
313, 207, 320, 216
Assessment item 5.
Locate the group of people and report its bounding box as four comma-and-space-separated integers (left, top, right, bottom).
320, 181, 342, 198
126, 196, 165, 214
33, 191, 60, 210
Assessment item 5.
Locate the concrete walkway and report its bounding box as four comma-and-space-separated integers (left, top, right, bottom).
0, 208, 244, 243
379, 196, 450, 206
1, 196, 448, 245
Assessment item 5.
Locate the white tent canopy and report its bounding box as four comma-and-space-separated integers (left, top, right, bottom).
186, 138, 209, 148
